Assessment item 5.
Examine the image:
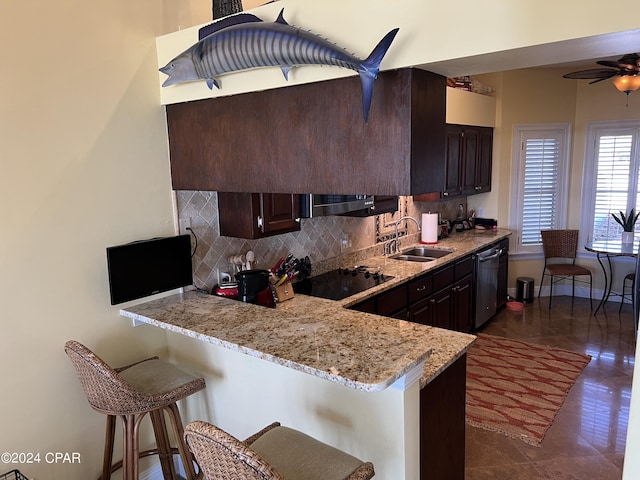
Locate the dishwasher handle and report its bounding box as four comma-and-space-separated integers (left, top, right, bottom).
477, 248, 503, 262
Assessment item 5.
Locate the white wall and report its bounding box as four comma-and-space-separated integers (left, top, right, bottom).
0, 1, 210, 478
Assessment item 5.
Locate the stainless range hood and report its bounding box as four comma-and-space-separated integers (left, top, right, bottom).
299, 195, 374, 218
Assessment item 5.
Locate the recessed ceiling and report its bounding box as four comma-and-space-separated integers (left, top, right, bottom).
417, 29, 640, 77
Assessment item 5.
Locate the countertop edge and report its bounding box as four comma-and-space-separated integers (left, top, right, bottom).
122, 306, 433, 392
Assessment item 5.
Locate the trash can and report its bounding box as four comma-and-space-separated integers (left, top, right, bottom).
516, 277, 535, 303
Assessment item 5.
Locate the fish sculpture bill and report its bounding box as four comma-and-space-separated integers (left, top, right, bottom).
159, 9, 399, 122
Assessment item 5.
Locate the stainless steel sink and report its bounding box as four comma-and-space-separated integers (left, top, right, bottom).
389, 246, 455, 262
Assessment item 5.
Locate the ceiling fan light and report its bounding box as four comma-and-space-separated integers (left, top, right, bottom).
612, 75, 640, 93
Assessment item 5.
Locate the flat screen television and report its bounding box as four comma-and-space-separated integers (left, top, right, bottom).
106, 234, 193, 305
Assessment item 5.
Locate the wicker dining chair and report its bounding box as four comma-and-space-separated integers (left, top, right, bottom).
539, 229, 593, 309
64, 340, 205, 480
184, 420, 375, 480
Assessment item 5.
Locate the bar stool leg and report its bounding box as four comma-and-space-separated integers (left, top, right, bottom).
121, 415, 136, 480
150, 409, 178, 479
100, 415, 116, 480
165, 403, 199, 480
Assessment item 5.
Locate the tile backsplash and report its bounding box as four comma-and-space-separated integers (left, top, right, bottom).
176, 191, 466, 291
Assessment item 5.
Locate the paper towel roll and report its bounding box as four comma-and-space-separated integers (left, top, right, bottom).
421, 213, 439, 244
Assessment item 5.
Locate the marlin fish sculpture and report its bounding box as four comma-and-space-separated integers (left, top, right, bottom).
159, 9, 399, 122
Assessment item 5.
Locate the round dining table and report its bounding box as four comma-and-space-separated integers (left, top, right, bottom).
584, 239, 638, 315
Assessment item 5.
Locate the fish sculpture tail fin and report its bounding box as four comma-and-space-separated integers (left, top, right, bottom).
359, 28, 399, 123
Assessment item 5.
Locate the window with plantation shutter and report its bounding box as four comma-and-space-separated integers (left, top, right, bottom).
509, 124, 570, 254
581, 121, 640, 243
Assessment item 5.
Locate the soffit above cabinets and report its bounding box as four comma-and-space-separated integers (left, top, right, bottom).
166, 68, 446, 196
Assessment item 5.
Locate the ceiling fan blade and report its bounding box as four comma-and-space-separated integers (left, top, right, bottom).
588, 76, 615, 84
562, 68, 618, 80
596, 54, 640, 73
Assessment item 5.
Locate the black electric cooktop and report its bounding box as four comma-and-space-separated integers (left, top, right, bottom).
293, 266, 394, 301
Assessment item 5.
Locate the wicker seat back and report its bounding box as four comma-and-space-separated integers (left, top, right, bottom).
185, 420, 376, 480
185, 421, 283, 480
64, 340, 153, 415
541, 229, 579, 260
539, 229, 592, 309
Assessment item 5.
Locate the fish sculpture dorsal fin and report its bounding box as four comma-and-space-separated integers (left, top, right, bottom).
198, 13, 263, 40
275, 9, 289, 26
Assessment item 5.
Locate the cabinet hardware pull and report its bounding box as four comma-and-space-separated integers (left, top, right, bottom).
416, 285, 426, 291
257, 216, 264, 228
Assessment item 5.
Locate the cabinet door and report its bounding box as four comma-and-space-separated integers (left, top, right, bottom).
460, 128, 480, 195
218, 192, 300, 239
260, 193, 300, 235
474, 127, 493, 193
443, 125, 463, 197
442, 124, 493, 198
376, 285, 408, 317
409, 296, 435, 325
453, 275, 474, 332
431, 287, 453, 329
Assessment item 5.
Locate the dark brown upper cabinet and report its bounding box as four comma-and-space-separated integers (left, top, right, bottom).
218, 192, 300, 239
442, 124, 493, 198
166, 68, 446, 196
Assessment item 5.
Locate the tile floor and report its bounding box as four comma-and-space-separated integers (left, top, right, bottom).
465, 296, 636, 480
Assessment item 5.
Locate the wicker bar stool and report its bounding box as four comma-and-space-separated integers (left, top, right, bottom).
185, 420, 375, 480
64, 340, 205, 480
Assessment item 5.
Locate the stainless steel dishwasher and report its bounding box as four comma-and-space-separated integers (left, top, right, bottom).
474, 246, 502, 329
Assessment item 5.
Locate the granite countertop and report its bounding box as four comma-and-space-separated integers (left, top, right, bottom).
121, 229, 510, 393
122, 290, 439, 392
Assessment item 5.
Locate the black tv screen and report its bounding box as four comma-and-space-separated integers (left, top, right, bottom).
106, 234, 193, 305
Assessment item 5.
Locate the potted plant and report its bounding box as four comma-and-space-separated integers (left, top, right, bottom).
612, 208, 640, 243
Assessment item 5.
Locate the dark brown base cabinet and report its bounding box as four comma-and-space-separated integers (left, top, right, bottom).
420, 354, 466, 480
218, 192, 300, 239
352, 254, 474, 333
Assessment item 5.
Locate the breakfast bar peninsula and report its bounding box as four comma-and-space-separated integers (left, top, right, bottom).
121, 286, 474, 479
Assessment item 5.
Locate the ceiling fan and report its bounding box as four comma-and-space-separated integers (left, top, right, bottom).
563, 53, 640, 100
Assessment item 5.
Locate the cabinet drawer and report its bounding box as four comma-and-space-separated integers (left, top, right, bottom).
376, 285, 408, 316
432, 265, 454, 292
408, 274, 433, 305
455, 256, 474, 280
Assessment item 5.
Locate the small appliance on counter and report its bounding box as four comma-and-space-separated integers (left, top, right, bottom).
213, 269, 275, 308
236, 269, 273, 306
474, 218, 498, 230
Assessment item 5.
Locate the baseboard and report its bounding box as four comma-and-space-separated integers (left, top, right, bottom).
508, 285, 620, 303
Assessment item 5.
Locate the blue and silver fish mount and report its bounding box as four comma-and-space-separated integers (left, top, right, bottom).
159, 9, 399, 123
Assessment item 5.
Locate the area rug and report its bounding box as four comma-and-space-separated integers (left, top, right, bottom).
466, 333, 591, 446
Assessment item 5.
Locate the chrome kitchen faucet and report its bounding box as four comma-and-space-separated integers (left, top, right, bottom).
387, 216, 421, 254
